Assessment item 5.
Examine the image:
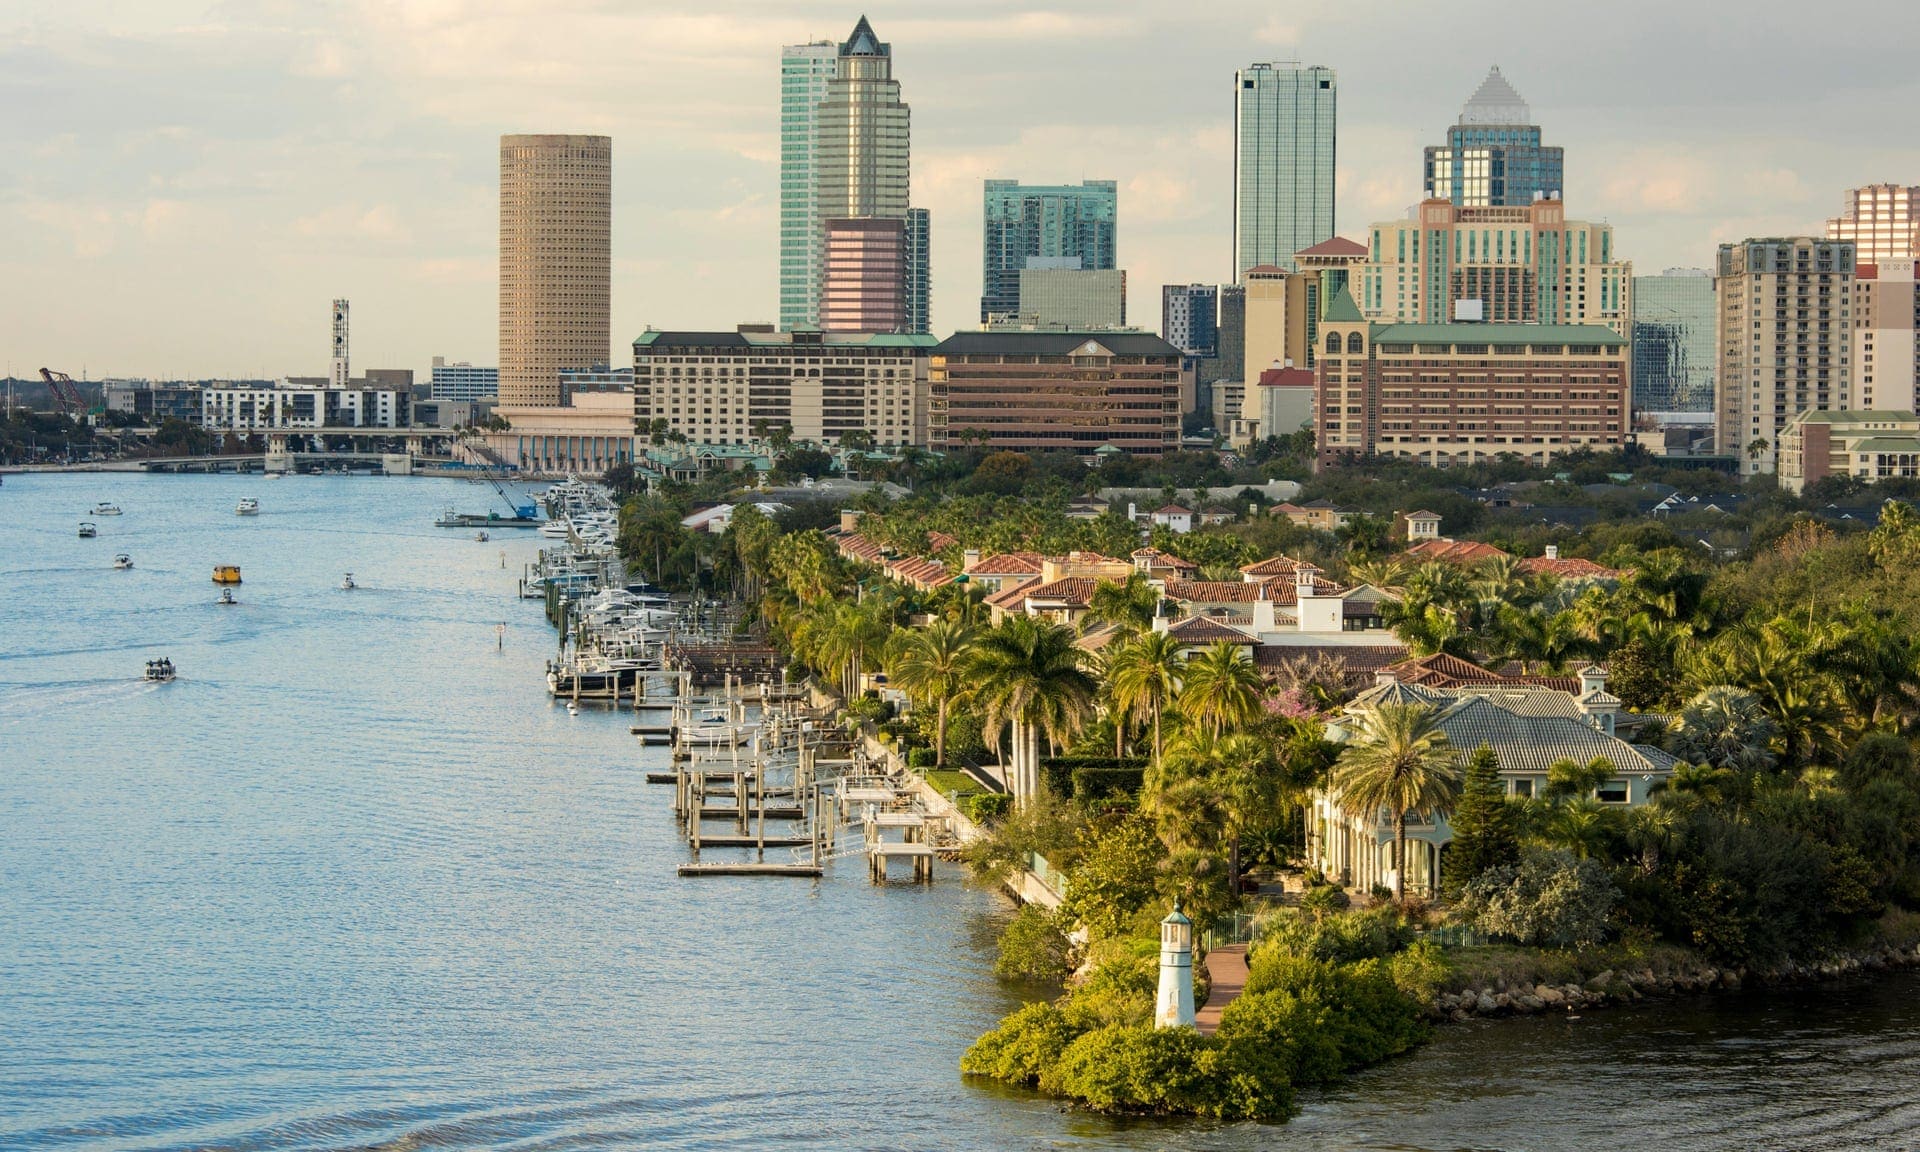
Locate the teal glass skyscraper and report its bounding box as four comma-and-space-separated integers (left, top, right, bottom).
1633, 268, 1716, 414
1423, 67, 1563, 208
1233, 63, 1335, 279
980, 180, 1117, 322
779, 40, 838, 330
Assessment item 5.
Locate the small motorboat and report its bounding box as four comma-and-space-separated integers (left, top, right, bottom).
78, 521, 98, 538
340, 572, 357, 591
91, 502, 123, 516
144, 657, 176, 682
236, 498, 260, 516
113, 554, 133, 570
566, 701, 579, 717
218, 588, 237, 605
475, 530, 490, 542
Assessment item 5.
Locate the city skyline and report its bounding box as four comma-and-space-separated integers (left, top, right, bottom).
4, 0, 1916, 378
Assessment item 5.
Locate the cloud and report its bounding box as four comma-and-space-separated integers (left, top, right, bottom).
293, 203, 412, 244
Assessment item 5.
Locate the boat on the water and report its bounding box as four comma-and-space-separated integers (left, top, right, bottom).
144, 657, 176, 682
77, 521, 97, 538
213, 565, 242, 584
218, 588, 236, 605
112, 554, 133, 570
538, 521, 571, 539
435, 508, 542, 529
340, 572, 357, 591
236, 498, 260, 516
91, 502, 122, 516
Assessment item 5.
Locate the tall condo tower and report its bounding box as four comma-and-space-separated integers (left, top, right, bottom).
1827, 184, 1920, 262
499, 134, 611, 407
330, 299, 350, 386
980, 180, 1118, 322
1716, 238, 1856, 474
815, 17, 917, 332
1424, 67, 1564, 207
779, 40, 839, 330
1233, 62, 1336, 279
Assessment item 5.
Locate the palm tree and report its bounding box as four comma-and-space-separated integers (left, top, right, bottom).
1107, 632, 1185, 767
968, 616, 1097, 804
1667, 685, 1778, 773
1083, 571, 1160, 637
1177, 641, 1266, 740
1152, 727, 1282, 886
1330, 702, 1463, 900
885, 620, 976, 767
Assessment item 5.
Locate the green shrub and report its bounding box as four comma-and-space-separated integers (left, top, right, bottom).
965, 792, 1011, 823
960, 1002, 1082, 1086
907, 746, 936, 769
1216, 990, 1345, 1086
1256, 905, 1412, 964
1062, 947, 1156, 1030
1042, 1025, 1213, 1114
996, 904, 1072, 983
1458, 848, 1619, 948
1385, 940, 1451, 1003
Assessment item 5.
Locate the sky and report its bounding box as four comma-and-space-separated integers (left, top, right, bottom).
3, 0, 1917, 381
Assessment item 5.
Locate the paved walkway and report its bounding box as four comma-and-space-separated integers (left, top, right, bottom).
1193, 943, 1248, 1035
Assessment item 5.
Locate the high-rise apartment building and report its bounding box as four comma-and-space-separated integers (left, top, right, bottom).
1355, 199, 1631, 338
1423, 67, 1564, 208
1007, 268, 1126, 329
1827, 184, 1919, 263
1632, 269, 1716, 415
823, 217, 908, 333
499, 134, 611, 407
779, 40, 839, 330
980, 180, 1118, 321
1162, 285, 1220, 357
329, 299, 350, 387
1855, 260, 1919, 413
905, 208, 931, 335
1233, 63, 1336, 279
1715, 238, 1856, 474
430, 357, 500, 402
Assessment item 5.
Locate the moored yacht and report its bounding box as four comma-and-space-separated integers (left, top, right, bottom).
91, 502, 122, 516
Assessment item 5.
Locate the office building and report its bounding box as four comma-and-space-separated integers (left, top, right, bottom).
430, 358, 499, 403
905, 208, 931, 335
1233, 63, 1336, 278
1855, 260, 1919, 412
823, 217, 908, 333
634, 327, 933, 447
1316, 287, 1628, 467
1008, 268, 1126, 329
1162, 285, 1219, 358
1827, 184, 1919, 263
1423, 67, 1563, 207
929, 331, 1182, 455
1632, 269, 1715, 415
981, 180, 1118, 321
779, 39, 839, 330
1355, 198, 1631, 338
499, 134, 611, 407
1778, 409, 1920, 494
1715, 238, 1856, 474
560, 366, 635, 399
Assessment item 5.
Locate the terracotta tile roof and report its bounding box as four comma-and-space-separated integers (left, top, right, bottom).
1166, 579, 1268, 603
927, 530, 960, 553
1240, 554, 1308, 578
1075, 622, 1128, 652
1018, 576, 1101, 607
966, 551, 1046, 576
1132, 547, 1199, 570
886, 555, 952, 588
1255, 645, 1407, 684
1403, 538, 1513, 565
1404, 509, 1441, 520
1166, 616, 1258, 645
1261, 575, 1349, 605
1518, 555, 1622, 580
1384, 652, 1507, 687
1296, 236, 1368, 258
985, 578, 1039, 610
832, 531, 885, 564
1153, 504, 1193, 516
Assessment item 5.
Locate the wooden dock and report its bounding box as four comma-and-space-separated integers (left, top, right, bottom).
677, 862, 823, 877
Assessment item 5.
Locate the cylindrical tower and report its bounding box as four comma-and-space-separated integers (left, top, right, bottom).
1154, 902, 1195, 1028
499, 134, 611, 407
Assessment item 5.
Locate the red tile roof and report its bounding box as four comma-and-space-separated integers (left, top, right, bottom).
1166, 580, 1268, 603
1153, 505, 1193, 516
1255, 644, 1407, 684
1240, 554, 1307, 578
1518, 555, 1622, 580
1132, 547, 1199, 570
1166, 616, 1258, 645
1403, 539, 1513, 565
927, 530, 960, 553
1296, 236, 1368, 258
984, 578, 1039, 610
1257, 367, 1315, 388
966, 551, 1046, 576
1386, 652, 1506, 687
1016, 576, 1102, 607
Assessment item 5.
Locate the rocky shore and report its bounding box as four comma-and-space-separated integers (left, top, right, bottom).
1432, 939, 1920, 1022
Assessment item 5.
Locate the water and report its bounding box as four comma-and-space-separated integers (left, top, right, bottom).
5, 473, 1920, 1151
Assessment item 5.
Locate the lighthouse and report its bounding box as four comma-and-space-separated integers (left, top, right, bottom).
1155, 901, 1195, 1029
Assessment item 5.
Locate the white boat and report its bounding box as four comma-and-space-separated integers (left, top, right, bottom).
78, 521, 97, 538
91, 502, 122, 516
340, 572, 357, 590
236, 498, 260, 516
538, 522, 571, 539
113, 554, 133, 570
218, 587, 236, 605
144, 658, 176, 682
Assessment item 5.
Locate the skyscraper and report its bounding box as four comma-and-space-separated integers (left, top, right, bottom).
499, 134, 611, 407
1161, 284, 1219, 357
780, 40, 838, 331
1827, 184, 1919, 262
1423, 67, 1564, 207
980, 180, 1118, 322
812, 17, 918, 334
823, 217, 906, 334
1632, 269, 1715, 414
1716, 238, 1856, 474
1233, 63, 1336, 279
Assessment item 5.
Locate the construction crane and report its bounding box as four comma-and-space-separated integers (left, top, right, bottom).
38, 368, 86, 416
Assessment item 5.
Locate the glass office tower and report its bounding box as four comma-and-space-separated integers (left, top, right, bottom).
1423, 67, 1563, 208
980, 180, 1118, 322
1233, 63, 1336, 279
1633, 268, 1716, 414
779, 41, 838, 330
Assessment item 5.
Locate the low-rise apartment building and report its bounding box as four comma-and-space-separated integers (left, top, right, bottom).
1777, 409, 1920, 494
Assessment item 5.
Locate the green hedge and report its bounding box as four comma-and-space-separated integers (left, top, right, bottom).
966, 793, 1011, 823
1040, 757, 1147, 802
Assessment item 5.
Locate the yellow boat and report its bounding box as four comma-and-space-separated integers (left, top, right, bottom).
213, 565, 242, 585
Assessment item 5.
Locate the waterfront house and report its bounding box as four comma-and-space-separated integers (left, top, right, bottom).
1309, 668, 1674, 897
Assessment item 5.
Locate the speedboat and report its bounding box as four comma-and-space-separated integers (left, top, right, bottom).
340, 572, 357, 591
475, 530, 490, 542
538, 521, 571, 539
91, 502, 122, 516
143, 657, 176, 682
218, 588, 236, 605
113, 554, 133, 570
78, 521, 98, 538
236, 498, 260, 516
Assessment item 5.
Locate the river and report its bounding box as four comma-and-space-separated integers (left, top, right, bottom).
3, 472, 1918, 1151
